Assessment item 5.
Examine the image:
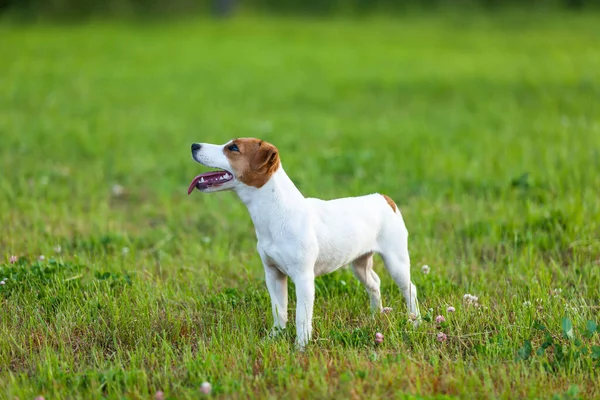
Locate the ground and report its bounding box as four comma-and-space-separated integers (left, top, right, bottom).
0, 12, 599, 399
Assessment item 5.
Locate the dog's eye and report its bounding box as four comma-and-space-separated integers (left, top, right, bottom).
228, 144, 239, 152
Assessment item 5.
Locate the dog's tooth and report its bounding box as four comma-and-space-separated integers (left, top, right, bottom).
200, 177, 204, 183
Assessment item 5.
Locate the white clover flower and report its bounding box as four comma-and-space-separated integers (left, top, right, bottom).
463, 294, 480, 307
112, 184, 125, 196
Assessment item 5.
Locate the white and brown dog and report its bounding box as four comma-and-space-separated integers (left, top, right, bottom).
189, 138, 420, 349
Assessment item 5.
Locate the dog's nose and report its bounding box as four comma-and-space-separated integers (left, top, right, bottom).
191, 143, 202, 152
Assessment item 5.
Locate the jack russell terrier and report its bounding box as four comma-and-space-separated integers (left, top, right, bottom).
189, 138, 420, 349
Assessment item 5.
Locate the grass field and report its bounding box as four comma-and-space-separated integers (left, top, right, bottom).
1, 12, 600, 399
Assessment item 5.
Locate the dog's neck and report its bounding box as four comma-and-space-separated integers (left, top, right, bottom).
234, 165, 304, 231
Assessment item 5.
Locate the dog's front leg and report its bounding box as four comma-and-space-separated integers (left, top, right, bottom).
264, 263, 288, 336
294, 273, 315, 350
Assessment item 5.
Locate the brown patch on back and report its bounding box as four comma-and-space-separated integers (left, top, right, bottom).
224, 138, 280, 188
382, 194, 397, 212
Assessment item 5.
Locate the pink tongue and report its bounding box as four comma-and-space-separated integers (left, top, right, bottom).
187, 171, 229, 195
188, 175, 203, 195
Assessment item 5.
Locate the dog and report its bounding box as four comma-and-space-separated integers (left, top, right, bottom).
189, 138, 420, 349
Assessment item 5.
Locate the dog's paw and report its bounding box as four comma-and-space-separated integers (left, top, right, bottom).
294, 341, 307, 352
294, 334, 311, 352
268, 326, 286, 338
409, 313, 422, 328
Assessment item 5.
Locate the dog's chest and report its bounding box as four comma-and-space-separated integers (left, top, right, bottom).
259, 240, 301, 277
255, 222, 316, 277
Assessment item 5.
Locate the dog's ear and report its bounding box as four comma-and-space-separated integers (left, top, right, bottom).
251, 142, 279, 173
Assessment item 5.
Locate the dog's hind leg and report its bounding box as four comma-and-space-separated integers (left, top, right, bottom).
380, 239, 420, 322
351, 252, 382, 313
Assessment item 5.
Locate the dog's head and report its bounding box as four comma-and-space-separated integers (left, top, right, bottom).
189, 138, 280, 194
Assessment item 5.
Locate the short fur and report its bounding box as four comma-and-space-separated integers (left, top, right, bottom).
190, 138, 421, 349
225, 139, 280, 188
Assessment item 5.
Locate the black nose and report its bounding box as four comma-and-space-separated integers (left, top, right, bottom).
191, 143, 202, 152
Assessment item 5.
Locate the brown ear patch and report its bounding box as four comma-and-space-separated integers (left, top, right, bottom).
382, 194, 397, 212
224, 138, 280, 188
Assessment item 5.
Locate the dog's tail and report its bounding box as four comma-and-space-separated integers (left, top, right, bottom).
381, 194, 398, 214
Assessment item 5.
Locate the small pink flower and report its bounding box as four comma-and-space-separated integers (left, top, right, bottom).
38, 255, 45, 261
0, 281, 5, 286
447, 306, 456, 313
435, 315, 446, 324
35, 396, 45, 400
437, 332, 447, 342
155, 390, 165, 400
375, 332, 384, 344
200, 382, 212, 394
9, 255, 18, 264
381, 307, 393, 314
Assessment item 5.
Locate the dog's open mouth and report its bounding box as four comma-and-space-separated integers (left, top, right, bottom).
188, 170, 234, 194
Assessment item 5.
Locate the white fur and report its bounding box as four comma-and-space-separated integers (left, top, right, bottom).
192, 141, 420, 349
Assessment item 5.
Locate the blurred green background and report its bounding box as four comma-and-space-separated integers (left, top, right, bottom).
1, 0, 599, 19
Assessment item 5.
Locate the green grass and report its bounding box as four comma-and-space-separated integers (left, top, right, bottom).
1, 12, 600, 399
